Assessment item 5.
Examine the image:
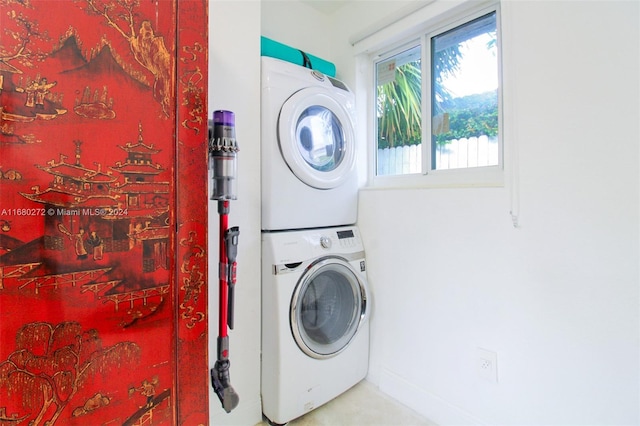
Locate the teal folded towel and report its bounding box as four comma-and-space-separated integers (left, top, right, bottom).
260, 36, 336, 77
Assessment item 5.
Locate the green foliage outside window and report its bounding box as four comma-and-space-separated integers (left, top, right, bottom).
377, 46, 498, 150
377, 62, 422, 149
434, 91, 498, 145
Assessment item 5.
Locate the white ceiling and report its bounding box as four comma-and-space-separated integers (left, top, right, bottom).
299, 0, 350, 15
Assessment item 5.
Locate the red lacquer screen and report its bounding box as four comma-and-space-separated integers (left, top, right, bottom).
0, 0, 209, 424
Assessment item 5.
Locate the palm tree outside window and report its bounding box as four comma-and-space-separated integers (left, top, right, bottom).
374, 7, 500, 177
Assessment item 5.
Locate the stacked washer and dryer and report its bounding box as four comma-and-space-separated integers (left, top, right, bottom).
260, 56, 370, 425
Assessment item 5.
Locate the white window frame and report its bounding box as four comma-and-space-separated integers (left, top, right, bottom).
367, 1, 503, 189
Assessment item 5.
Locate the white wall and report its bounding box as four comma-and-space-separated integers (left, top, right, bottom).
338, 1, 640, 425
261, 1, 332, 61
208, 1, 262, 425
255, 1, 639, 425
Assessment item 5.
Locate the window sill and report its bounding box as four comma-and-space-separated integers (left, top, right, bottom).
365, 166, 504, 190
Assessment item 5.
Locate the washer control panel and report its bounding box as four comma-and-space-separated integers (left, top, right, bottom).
265, 226, 364, 265
318, 228, 359, 250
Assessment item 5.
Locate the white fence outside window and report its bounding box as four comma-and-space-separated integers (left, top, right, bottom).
377, 135, 498, 175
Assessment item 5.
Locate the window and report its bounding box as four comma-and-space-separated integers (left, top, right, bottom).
373, 5, 501, 183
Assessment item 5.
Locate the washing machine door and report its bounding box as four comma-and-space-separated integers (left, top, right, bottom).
278, 87, 356, 189
290, 257, 367, 359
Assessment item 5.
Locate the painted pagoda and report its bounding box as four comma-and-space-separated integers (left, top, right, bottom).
0, 124, 171, 312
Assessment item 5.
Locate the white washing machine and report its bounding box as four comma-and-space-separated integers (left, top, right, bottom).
261, 57, 358, 231
261, 226, 370, 425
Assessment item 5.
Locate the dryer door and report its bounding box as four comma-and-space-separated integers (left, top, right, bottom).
278, 87, 356, 189
290, 257, 367, 359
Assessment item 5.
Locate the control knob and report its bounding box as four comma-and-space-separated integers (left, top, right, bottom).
320, 236, 331, 249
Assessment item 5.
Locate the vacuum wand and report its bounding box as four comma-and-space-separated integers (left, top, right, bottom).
209, 110, 240, 413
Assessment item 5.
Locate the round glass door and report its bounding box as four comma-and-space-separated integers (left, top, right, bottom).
295, 106, 345, 172
290, 258, 367, 359
278, 87, 356, 189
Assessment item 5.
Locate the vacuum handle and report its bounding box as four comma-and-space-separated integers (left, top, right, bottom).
224, 227, 239, 329
225, 227, 239, 262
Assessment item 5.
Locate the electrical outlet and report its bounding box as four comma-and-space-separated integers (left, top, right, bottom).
477, 348, 498, 383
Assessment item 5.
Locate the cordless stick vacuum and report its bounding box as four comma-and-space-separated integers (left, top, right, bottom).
209, 110, 240, 413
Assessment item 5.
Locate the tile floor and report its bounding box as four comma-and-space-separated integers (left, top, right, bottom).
257, 380, 436, 426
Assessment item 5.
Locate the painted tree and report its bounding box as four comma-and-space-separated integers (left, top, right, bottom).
77, 0, 173, 117
0, 0, 49, 69
0, 321, 140, 425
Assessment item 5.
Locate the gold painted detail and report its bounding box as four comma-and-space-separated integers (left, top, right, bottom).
178, 230, 205, 329
179, 43, 205, 134
0, 321, 140, 426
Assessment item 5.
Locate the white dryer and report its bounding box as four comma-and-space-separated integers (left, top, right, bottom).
261, 226, 369, 425
261, 57, 358, 231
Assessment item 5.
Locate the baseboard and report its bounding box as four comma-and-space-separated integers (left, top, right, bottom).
379, 368, 485, 426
